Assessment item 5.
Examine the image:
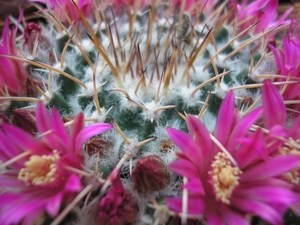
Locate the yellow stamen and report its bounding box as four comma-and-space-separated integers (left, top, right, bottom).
279, 138, 300, 185
209, 152, 242, 204
18, 150, 60, 186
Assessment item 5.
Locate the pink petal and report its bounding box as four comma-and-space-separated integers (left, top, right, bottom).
75, 122, 113, 152
0, 171, 25, 190
1, 123, 35, 150
51, 107, 71, 149
214, 90, 235, 146
288, 115, 300, 138
182, 178, 205, 195
70, 112, 85, 151
268, 124, 288, 138
22, 207, 44, 225
205, 208, 224, 225
235, 186, 298, 206
220, 205, 249, 225
241, 177, 291, 189
242, 154, 300, 181
231, 197, 283, 225
169, 159, 199, 179
0, 195, 45, 225
262, 79, 286, 128
46, 192, 63, 217
235, 128, 267, 168
165, 196, 204, 215
35, 101, 51, 133
167, 127, 203, 168
186, 115, 212, 161
64, 174, 82, 191
227, 107, 262, 151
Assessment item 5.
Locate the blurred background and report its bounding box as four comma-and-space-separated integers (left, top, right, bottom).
0, 0, 298, 34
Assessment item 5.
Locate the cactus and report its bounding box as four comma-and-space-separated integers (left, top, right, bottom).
1, 0, 300, 224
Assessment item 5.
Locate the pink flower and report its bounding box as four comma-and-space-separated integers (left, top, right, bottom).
30, 0, 94, 25
167, 91, 300, 224
261, 79, 300, 215
0, 102, 113, 225
269, 26, 300, 103
95, 169, 139, 225
0, 14, 29, 96
232, 0, 292, 35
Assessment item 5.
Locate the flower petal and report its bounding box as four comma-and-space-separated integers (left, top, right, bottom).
242, 154, 300, 181
35, 101, 51, 133
51, 107, 71, 150
220, 205, 249, 225
262, 79, 286, 128
214, 90, 235, 146
169, 159, 199, 179
46, 192, 63, 217
231, 197, 282, 225
165, 196, 204, 215
235, 128, 267, 168
236, 186, 298, 206
186, 115, 212, 160
227, 106, 262, 151
64, 174, 82, 192
182, 178, 205, 195
167, 127, 203, 168
75, 122, 113, 152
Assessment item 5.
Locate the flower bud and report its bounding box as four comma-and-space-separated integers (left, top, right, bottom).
23, 22, 42, 53
96, 170, 139, 225
131, 154, 170, 195
23, 22, 54, 64
12, 108, 37, 134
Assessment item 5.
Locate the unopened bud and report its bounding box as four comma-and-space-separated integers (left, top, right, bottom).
96, 171, 139, 225
23, 22, 42, 49
23, 22, 54, 64
131, 154, 170, 195
12, 108, 37, 135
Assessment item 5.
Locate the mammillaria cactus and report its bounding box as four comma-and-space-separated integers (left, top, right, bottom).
1, 0, 300, 224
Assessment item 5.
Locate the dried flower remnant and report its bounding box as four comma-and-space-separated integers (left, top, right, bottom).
84, 136, 112, 156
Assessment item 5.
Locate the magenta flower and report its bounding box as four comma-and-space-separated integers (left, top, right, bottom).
261, 79, 300, 215
0, 102, 113, 225
269, 26, 300, 103
95, 169, 139, 225
232, 0, 292, 35
30, 0, 94, 25
0, 14, 29, 97
166, 91, 300, 224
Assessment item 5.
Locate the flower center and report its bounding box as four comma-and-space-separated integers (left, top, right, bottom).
279, 138, 300, 184
209, 152, 242, 204
18, 150, 60, 187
